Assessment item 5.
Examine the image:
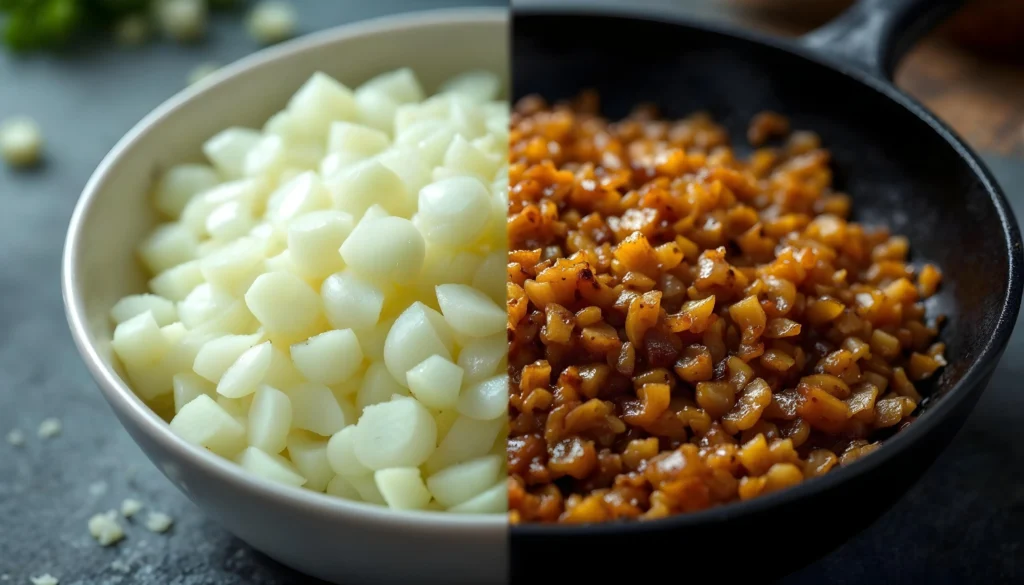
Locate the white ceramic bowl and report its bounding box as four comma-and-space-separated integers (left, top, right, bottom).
61, 8, 508, 585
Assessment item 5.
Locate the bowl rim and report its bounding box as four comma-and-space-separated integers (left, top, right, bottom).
62, 6, 508, 532
510, 5, 1024, 536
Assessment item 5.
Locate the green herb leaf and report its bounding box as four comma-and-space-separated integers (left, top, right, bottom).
4, 5, 42, 50
36, 0, 81, 46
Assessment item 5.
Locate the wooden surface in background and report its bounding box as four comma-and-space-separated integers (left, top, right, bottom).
726, 0, 1024, 157
516, 0, 1024, 156
896, 41, 1024, 158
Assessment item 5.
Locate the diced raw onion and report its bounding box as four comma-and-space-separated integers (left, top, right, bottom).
248, 385, 292, 453
153, 162, 220, 219
169, 394, 245, 456
286, 432, 333, 492
237, 446, 306, 487
112, 312, 170, 369
456, 374, 508, 421
347, 473, 386, 505
374, 467, 432, 510
383, 302, 452, 386
427, 454, 502, 508
357, 362, 408, 410
435, 283, 505, 338
287, 210, 352, 278
326, 425, 371, 478
289, 383, 347, 436
217, 341, 275, 398
406, 355, 463, 410
321, 270, 386, 331
325, 475, 360, 499
448, 481, 507, 514
203, 128, 260, 179
416, 176, 491, 247
352, 398, 436, 470
244, 271, 323, 339
291, 329, 363, 386
340, 216, 424, 283
172, 372, 214, 413
425, 415, 503, 474
112, 67, 509, 514
192, 333, 262, 383
457, 333, 507, 383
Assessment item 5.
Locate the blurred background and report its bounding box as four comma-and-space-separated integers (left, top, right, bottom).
1, 0, 1022, 583
728, 0, 1024, 158
515, 0, 1024, 157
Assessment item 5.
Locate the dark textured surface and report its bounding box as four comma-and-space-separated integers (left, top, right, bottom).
1, 2, 1023, 585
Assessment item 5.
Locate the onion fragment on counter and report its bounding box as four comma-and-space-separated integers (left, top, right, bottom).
87, 510, 125, 546
247, 0, 297, 45
0, 116, 43, 168
154, 0, 207, 42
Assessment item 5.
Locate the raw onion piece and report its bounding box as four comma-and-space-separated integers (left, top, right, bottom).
425, 415, 504, 475
112, 311, 171, 369
291, 329, 363, 386
286, 432, 333, 492
406, 355, 463, 410
375, 467, 432, 510
172, 372, 214, 414
326, 425, 371, 478
448, 481, 507, 514
169, 394, 245, 456
427, 454, 502, 508
435, 283, 505, 338
0, 116, 43, 167
357, 361, 409, 410
248, 385, 292, 453
237, 446, 306, 487
353, 397, 436, 470
321, 270, 386, 331
192, 333, 262, 383
456, 374, 508, 421
290, 383, 347, 436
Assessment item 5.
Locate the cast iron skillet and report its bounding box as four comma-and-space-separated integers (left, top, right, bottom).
510, 0, 1023, 581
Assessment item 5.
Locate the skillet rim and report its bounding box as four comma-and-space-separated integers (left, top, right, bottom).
510, 5, 1024, 536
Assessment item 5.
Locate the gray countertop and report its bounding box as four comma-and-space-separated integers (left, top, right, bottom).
1, 1, 1022, 584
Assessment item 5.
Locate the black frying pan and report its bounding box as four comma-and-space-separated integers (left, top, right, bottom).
509, 0, 1023, 581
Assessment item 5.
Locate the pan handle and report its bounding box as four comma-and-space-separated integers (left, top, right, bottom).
799, 0, 964, 81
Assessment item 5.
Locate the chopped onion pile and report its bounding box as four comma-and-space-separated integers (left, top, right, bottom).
109, 68, 509, 514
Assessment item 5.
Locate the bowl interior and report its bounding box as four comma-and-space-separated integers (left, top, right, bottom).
71, 9, 508, 393
65, 8, 508, 516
